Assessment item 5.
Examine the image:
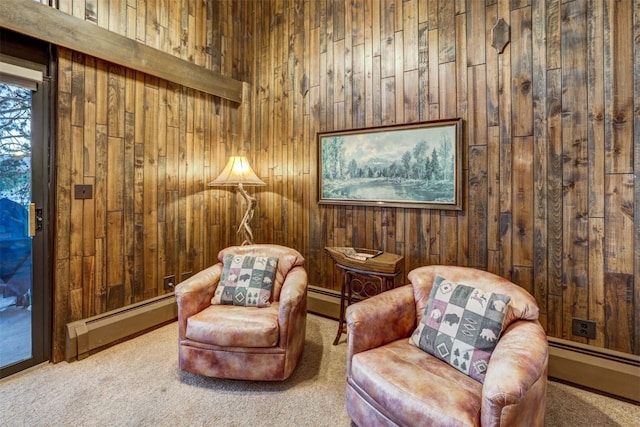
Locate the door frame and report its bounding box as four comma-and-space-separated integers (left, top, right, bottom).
0, 35, 53, 378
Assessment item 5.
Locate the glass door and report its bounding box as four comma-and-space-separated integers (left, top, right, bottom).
0, 76, 50, 378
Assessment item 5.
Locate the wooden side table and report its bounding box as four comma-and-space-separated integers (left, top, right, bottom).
325, 247, 404, 345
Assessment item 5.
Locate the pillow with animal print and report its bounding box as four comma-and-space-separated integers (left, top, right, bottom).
409, 276, 511, 383
211, 254, 279, 307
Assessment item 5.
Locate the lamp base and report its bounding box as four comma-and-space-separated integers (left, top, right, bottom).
236, 183, 257, 245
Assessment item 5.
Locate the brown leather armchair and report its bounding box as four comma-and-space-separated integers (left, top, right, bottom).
175, 244, 308, 381
346, 265, 548, 426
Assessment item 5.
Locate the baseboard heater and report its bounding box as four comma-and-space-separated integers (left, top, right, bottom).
548, 337, 640, 403
307, 285, 342, 320
307, 286, 640, 403
65, 292, 178, 362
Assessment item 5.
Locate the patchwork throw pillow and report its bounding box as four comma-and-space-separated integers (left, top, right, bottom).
409, 276, 511, 383
211, 254, 279, 307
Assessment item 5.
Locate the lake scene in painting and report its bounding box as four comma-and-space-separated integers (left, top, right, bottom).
320, 123, 457, 206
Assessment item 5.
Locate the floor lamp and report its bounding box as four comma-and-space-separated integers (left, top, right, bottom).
208, 156, 266, 245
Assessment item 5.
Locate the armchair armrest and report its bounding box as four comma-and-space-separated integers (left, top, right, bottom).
481, 320, 549, 426
278, 266, 308, 314
345, 285, 416, 374
277, 265, 308, 352
174, 264, 223, 339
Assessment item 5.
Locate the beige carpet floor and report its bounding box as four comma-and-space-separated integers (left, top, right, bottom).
0, 314, 638, 426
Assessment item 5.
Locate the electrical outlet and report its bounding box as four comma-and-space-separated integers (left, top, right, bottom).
571, 318, 596, 339
163, 275, 176, 291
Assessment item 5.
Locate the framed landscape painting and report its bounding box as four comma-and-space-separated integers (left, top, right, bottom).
317, 118, 463, 210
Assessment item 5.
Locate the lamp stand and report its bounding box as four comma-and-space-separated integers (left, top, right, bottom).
236, 183, 257, 245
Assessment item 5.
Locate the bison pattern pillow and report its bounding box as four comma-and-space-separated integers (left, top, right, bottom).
212, 254, 279, 307
409, 275, 511, 383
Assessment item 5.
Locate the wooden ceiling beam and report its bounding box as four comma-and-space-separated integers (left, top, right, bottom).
0, 0, 243, 103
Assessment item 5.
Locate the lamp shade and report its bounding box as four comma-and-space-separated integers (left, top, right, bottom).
208, 156, 266, 187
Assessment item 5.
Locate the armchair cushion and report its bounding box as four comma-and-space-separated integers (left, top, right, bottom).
409, 276, 511, 383
349, 339, 483, 426
186, 303, 279, 348
212, 254, 279, 307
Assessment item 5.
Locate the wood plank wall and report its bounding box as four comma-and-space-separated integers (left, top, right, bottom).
51, 0, 254, 362
47, 0, 637, 361
247, 0, 638, 356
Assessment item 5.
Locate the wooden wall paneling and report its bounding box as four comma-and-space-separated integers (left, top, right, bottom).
343, 0, 354, 131
352, 42, 365, 128
177, 86, 189, 287
587, 0, 605, 219
380, 0, 395, 80
44, 0, 252, 362
70, 54, 85, 321
425, 0, 438, 30
165, 82, 180, 274
394, 29, 404, 124
395, 207, 405, 269
132, 72, 145, 302
605, 0, 633, 175
437, 0, 455, 64
586, 1, 605, 347
486, 125, 500, 267
604, 173, 635, 343
604, 273, 634, 354
634, 0, 640, 356
497, 1, 512, 280
105, 209, 124, 310
186, 89, 196, 272
427, 28, 438, 107
510, 5, 534, 281
307, 86, 321, 273
417, 22, 429, 121
466, 0, 485, 67
468, 142, 488, 269
406, 209, 420, 272
485, 4, 499, 127
439, 61, 456, 119
334, 37, 345, 127
122, 69, 135, 305
602, 0, 634, 350
532, 0, 548, 329
94, 124, 108, 311
202, 93, 214, 266
403, 0, 418, 73
45, 0, 639, 359
381, 76, 395, 125
455, 12, 468, 267
251, 0, 637, 355
512, 135, 534, 270
511, 6, 533, 138
156, 142, 166, 292
417, 0, 427, 25
546, 67, 563, 337
370, 1, 381, 127
381, 207, 397, 257
416, 209, 430, 266
589, 217, 606, 347
192, 92, 205, 273
142, 81, 159, 299
561, 0, 589, 342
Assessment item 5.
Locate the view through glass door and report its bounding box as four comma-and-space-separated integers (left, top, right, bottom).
0, 74, 50, 377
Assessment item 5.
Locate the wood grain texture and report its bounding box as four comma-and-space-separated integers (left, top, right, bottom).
0, 0, 242, 102
42, 0, 639, 360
